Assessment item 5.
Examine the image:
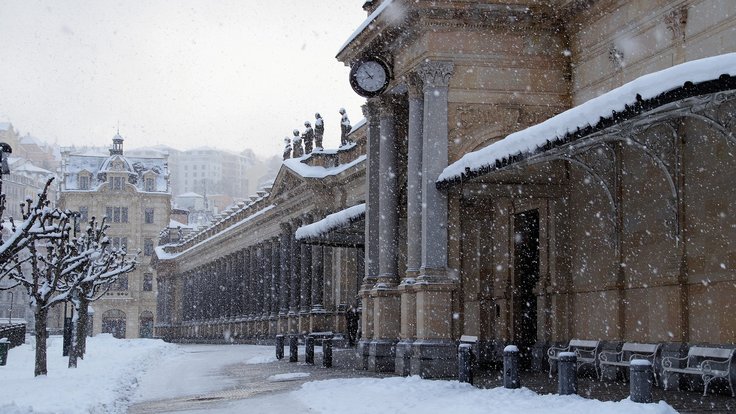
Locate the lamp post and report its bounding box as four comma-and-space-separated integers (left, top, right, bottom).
7, 290, 12, 325
0, 142, 12, 240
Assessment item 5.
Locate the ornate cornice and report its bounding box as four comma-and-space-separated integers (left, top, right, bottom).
361, 100, 380, 124
417, 61, 454, 89
407, 72, 423, 99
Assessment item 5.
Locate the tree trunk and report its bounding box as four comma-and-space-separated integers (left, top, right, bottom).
68, 301, 80, 368
77, 298, 90, 359
34, 306, 48, 376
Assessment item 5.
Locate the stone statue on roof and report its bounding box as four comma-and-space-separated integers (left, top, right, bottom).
339, 108, 352, 147
302, 121, 314, 154
282, 136, 292, 160
314, 113, 324, 150
291, 129, 303, 158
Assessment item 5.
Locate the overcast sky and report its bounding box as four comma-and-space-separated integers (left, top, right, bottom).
0, 0, 368, 157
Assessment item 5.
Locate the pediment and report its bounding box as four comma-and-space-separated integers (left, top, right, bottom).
270, 163, 306, 197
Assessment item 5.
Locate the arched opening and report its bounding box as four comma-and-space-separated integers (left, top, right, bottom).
101, 309, 126, 339
139, 310, 154, 338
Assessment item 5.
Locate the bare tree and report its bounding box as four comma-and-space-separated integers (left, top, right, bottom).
0, 178, 57, 262
64, 216, 137, 368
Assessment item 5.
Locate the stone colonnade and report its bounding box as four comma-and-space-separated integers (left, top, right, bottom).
156, 212, 364, 342
359, 60, 459, 377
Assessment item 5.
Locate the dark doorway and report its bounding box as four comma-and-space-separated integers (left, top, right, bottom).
513, 209, 540, 369
102, 309, 127, 339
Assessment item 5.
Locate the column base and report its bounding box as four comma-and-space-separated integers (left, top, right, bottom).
410, 339, 457, 379
358, 339, 371, 370
310, 311, 327, 333
298, 312, 310, 335
395, 339, 414, 376
288, 312, 298, 334
368, 339, 397, 373
277, 314, 289, 335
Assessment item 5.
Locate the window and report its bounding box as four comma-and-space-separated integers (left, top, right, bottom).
145, 177, 154, 192
79, 206, 88, 223
111, 237, 128, 251
111, 176, 125, 191
78, 174, 90, 190
106, 206, 129, 223
143, 273, 153, 291
144, 208, 154, 224
144, 238, 154, 256
110, 274, 128, 291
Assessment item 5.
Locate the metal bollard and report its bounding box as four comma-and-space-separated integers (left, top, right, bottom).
305, 335, 315, 364
558, 352, 578, 395
275, 335, 285, 360
503, 345, 520, 389
0, 338, 8, 366
630, 359, 654, 403
322, 338, 333, 368
289, 335, 299, 363
458, 344, 473, 384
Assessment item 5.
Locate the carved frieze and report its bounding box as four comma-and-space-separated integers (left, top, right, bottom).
417, 61, 454, 88
664, 7, 688, 42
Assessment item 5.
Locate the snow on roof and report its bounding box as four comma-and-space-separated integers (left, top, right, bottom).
63, 151, 169, 192
283, 154, 366, 179
14, 163, 54, 175
337, 0, 394, 55
176, 192, 204, 198
0, 122, 11, 131
169, 219, 195, 229
295, 203, 365, 240
19, 135, 43, 145
438, 52, 736, 185
155, 205, 275, 260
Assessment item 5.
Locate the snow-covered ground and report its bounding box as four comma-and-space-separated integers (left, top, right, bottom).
0, 336, 678, 414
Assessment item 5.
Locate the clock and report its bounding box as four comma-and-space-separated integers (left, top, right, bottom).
349, 58, 391, 97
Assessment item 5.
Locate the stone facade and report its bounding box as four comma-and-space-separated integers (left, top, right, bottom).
337, 0, 736, 378
58, 134, 171, 338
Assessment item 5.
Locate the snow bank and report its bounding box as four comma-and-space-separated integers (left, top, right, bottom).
292, 376, 677, 414
0, 334, 177, 414
439, 52, 736, 184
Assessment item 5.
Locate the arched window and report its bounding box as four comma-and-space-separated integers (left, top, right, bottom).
101, 309, 126, 339
139, 310, 154, 338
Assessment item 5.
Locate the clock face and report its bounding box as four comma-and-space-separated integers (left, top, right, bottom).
350, 59, 390, 97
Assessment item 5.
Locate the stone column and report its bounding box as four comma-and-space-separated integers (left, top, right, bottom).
289, 218, 302, 334
397, 73, 423, 375
369, 95, 401, 373
311, 241, 326, 332
270, 237, 280, 336
299, 213, 313, 334
279, 223, 292, 333
263, 242, 272, 319
249, 246, 258, 336
411, 60, 457, 378
253, 244, 264, 335
359, 100, 381, 369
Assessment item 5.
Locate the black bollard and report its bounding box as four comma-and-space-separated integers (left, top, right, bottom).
0, 338, 8, 366
322, 337, 333, 368
305, 335, 315, 365
275, 335, 285, 360
289, 335, 299, 363
503, 345, 521, 389
458, 344, 473, 384
558, 352, 578, 395
630, 359, 654, 403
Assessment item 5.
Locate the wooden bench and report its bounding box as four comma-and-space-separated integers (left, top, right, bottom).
599, 342, 660, 385
662, 346, 735, 397
547, 339, 600, 378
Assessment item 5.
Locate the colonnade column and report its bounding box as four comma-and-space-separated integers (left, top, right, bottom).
396, 73, 423, 375
411, 60, 457, 378
270, 237, 280, 335
359, 100, 381, 369
368, 95, 401, 373
299, 213, 313, 334
279, 223, 292, 334
310, 240, 326, 332
289, 218, 302, 334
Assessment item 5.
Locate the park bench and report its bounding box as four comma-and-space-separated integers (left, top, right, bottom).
662, 346, 735, 397
599, 342, 660, 385
547, 339, 601, 378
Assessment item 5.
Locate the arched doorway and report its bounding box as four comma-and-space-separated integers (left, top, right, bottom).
101, 309, 126, 339
139, 310, 154, 338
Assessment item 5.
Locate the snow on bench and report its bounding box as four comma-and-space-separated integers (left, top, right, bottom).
547, 339, 601, 378
599, 342, 660, 385
662, 346, 735, 397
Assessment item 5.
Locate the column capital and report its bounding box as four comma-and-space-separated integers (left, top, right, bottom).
361, 99, 380, 123
417, 61, 454, 89
407, 72, 424, 99
377, 94, 400, 116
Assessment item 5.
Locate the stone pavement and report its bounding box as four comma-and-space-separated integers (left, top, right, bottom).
129, 345, 736, 413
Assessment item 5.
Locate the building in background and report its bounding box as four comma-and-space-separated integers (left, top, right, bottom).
58, 133, 171, 338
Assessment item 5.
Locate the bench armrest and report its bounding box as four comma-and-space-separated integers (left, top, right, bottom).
702, 358, 730, 374
548, 345, 570, 359
599, 350, 623, 363
662, 355, 688, 369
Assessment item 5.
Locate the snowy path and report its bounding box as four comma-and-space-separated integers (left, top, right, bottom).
127, 343, 314, 413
